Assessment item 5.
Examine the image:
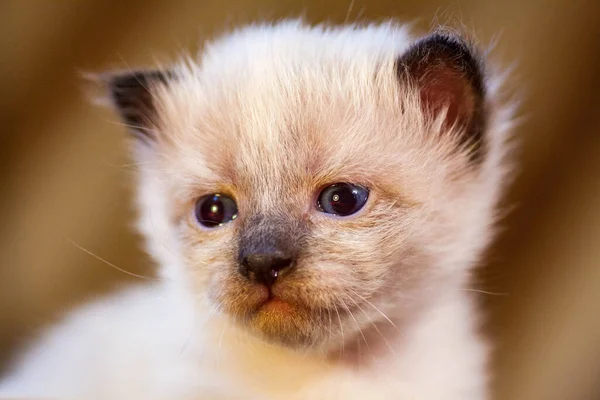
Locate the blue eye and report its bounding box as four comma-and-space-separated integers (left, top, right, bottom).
316, 183, 369, 216
195, 194, 238, 228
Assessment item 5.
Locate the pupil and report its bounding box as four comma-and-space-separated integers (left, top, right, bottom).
195, 193, 237, 228
200, 196, 224, 227
330, 187, 357, 215
316, 183, 368, 216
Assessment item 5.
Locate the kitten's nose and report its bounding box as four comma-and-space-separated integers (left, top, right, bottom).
239, 251, 294, 287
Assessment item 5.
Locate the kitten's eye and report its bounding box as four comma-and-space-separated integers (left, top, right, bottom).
317, 183, 369, 216
194, 194, 238, 228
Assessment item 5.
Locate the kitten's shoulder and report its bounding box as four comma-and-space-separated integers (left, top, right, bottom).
0, 283, 194, 397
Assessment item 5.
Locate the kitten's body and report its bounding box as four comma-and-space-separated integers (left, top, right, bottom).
0, 21, 514, 399
0, 283, 487, 399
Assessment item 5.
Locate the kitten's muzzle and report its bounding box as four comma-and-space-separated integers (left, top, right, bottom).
237, 213, 304, 288
239, 251, 294, 287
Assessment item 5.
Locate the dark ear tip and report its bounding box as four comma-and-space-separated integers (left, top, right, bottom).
86, 69, 176, 141
397, 30, 487, 162
84, 69, 176, 101
427, 31, 482, 73
79, 70, 167, 108
400, 31, 485, 95
418, 31, 475, 55
106, 70, 174, 101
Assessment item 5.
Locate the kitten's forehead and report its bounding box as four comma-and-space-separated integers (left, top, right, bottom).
199, 21, 412, 83
156, 22, 477, 210
162, 70, 400, 212
164, 30, 408, 155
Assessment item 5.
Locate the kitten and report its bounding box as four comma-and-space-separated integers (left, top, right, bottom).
0, 20, 515, 399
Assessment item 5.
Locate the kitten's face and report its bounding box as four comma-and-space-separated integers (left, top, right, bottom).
106, 23, 507, 350
163, 91, 433, 348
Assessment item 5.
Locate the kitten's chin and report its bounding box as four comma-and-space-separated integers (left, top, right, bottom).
246, 296, 325, 348
215, 284, 329, 348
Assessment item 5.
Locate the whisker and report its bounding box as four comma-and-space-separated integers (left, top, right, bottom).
461, 288, 508, 296
180, 305, 199, 355
327, 306, 333, 349
146, 217, 208, 268
334, 292, 371, 355
104, 160, 153, 169
333, 299, 345, 361
344, 0, 356, 23
180, 297, 219, 355
346, 288, 400, 333
343, 293, 397, 358
216, 309, 229, 371
68, 239, 158, 281
109, 120, 158, 135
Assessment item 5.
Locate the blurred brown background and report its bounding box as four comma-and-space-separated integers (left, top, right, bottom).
1, 1, 599, 399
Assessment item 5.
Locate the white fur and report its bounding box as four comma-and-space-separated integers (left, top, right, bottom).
0, 20, 514, 399
0, 283, 488, 399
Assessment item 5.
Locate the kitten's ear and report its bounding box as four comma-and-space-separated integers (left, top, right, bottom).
397, 32, 486, 157
97, 70, 176, 142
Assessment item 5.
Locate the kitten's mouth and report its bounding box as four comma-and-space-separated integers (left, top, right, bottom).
257, 296, 294, 315
222, 283, 325, 347
217, 276, 341, 347
253, 285, 297, 317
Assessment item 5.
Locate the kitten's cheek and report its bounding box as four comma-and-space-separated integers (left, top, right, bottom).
204, 270, 229, 303
207, 270, 269, 313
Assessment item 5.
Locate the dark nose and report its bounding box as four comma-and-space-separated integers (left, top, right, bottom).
239, 251, 294, 287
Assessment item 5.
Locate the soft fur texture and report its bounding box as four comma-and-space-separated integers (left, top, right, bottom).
0, 20, 515, 399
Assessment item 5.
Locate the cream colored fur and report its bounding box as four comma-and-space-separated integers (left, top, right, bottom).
0, 20, 515, 399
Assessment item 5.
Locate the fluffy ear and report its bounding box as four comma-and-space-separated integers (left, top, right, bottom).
397, 32, 486, 159
101, 70, 175, 142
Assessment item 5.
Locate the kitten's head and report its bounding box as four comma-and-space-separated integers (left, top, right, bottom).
101, 21, 513, 350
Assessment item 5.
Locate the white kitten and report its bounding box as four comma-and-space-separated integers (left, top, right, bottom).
0, 20, 515, 399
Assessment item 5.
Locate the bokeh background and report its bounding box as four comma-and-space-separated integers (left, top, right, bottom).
1, 1, 599, 399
